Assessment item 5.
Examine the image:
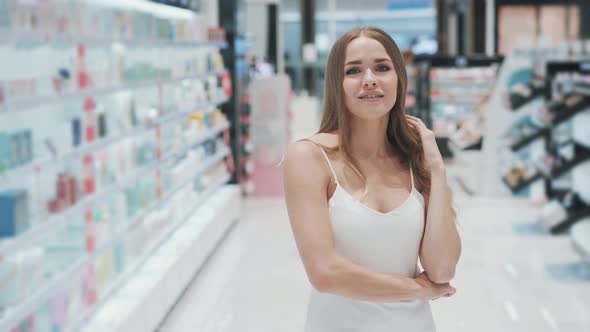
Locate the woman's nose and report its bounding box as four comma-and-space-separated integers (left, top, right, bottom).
363, 70, 377, 87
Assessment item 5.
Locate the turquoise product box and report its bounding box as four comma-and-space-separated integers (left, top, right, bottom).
0, 132, 10, 171
0, 189, 30, 238
22, 130, 33, 164
9, 132, 21, 167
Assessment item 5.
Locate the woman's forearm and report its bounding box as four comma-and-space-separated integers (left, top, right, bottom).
420, 168, 461, 283
313, 254, 425, 302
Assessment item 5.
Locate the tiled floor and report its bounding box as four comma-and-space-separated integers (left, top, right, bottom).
158, 193, 590, 332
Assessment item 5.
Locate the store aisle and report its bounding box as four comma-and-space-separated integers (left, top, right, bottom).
159, 194, 590, 332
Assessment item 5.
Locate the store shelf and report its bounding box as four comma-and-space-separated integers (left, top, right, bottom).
0, 96, 229, 188
0, 256, 87, 331
80, 185, 240, 332
0, 70, 228, 112
550, 205, 590, 235
69, 172, 231, 332
101, 147, 230, 250
0, 28, 227, 49
550, 96, 590, 127
509, 85, 545, 111
509, 128, 550, 152
0, 148, 230, 332
0, 123, 229, 259
550, 150, 590, 179
502, 173, 544, 193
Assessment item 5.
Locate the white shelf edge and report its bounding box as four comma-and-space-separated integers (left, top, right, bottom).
0, 96, 229, 188
0, 70, 228, 112
0, 150, 231, 331
0, 124, 230, 257
95, 147, 231, 258
0, 28, 227, 49
68, 173, 231, 332
0, 257, 87, 331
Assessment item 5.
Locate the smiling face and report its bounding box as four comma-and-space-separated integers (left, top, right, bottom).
342, 36, 399, 120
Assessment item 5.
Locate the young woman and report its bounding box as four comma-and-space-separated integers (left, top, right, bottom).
283, 27, 461, 331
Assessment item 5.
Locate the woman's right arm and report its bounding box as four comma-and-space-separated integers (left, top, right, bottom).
283, 141, 455, 302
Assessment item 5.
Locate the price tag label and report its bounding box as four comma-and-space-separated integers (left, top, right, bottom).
85, 207, 96, 252
84, 97, 96, 142
221, 72, 232, 97
156, 168, 163, 199
83, 154, 95, 194
87, 264, 97, 305
155, 124, 162, 160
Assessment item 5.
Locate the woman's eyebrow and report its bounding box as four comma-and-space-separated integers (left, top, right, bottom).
345, 59, 362, 65
374, 58, 393, 63
345, 58, 392, 65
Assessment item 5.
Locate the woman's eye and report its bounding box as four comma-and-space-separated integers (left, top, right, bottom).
345, 68, 361, 75
376, 65, 390, 72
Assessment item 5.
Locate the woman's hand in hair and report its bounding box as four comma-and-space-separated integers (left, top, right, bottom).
405, 115, 445, 174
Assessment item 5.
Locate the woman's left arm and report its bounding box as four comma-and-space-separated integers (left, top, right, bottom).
421, 167, 461, 284
406, 116, 461, 284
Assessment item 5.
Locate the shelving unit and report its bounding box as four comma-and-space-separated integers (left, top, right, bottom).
498, 58, 590, 233
0, 28, 228, 49
68, 154, 232, 331
0, 123, 229, 257
0, 1, 238, 331
420, 55, 503, 158
0, 96, 228, 188
0, 71, 228, 113
502, 172, 544, 194
509, 127, 550, 152
80, 184, 241, 332
509, 81, 545, 111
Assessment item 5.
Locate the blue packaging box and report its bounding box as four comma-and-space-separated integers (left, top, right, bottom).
0, 132, 10, 171
0, 189, 30, 238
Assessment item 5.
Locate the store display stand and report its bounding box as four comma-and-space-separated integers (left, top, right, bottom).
480, 47, 564, 196
78, 184, 241, 332
0, 2, 240, 331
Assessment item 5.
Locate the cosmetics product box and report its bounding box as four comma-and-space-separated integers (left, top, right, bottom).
97, 112, 107, 138
8, 132, 20, 167
0, 255, 19, 308
72, 117, 82, 147
0, 132, 11, 171
0, 189, 30, 237
21, 130, 33, 165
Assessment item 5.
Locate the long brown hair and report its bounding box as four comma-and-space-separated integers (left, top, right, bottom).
318, 26, 431, 196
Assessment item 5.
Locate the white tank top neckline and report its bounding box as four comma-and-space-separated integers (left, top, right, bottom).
317, 146, 424, 217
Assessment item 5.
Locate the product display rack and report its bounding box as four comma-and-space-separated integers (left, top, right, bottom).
509, 127, 550, 152
0, 122, 229, 258
420, 55, 503, 158
81, 184, 241, 332
509, 79, 545, 111
67, 155, 231, 332
0, 28, 228, 49
0, 1, 236, 331
500, 59, 590, 234
0, 95, 228, 188
543, 61, 590, 233
0, 70, 228, 113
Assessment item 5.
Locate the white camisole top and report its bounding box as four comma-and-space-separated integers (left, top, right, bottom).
304, 147, 436, 332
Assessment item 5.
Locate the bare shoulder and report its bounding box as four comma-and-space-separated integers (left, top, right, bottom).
283, 139, 324, 169
305, 132, 339, 150
283, 134, 338, 185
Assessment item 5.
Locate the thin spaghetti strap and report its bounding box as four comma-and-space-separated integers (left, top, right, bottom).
318, 147, 339, 184
409, 160, 415, 189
